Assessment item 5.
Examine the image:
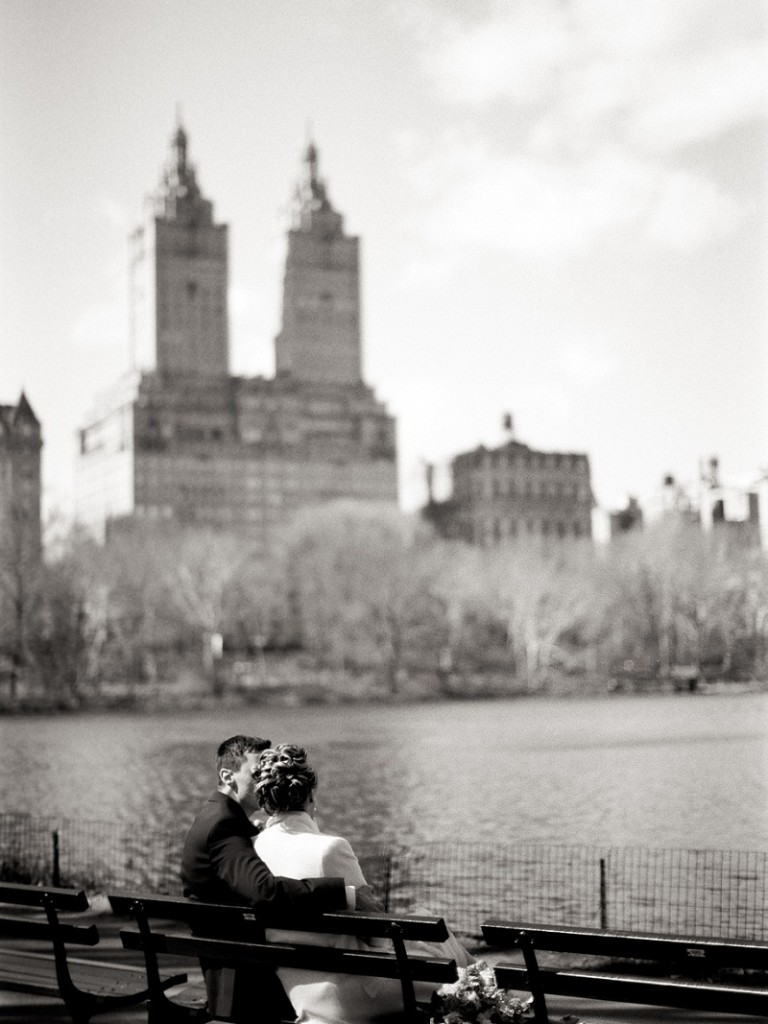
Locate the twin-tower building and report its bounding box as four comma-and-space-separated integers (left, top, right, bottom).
77, 124, 397, 547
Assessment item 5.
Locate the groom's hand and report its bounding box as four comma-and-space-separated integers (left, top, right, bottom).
354, 884, 385, 913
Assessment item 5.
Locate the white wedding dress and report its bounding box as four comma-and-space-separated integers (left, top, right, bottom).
254, 811, 471, 1024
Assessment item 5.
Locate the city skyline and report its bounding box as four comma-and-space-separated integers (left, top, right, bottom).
1, 0, 766, 529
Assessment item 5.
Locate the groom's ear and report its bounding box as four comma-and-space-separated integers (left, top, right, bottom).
218, 767, 233, 788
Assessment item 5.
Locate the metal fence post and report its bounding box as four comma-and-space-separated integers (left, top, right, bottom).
599, 857, 607, 929
52, 829, 61, 888
382, 850, 393, 912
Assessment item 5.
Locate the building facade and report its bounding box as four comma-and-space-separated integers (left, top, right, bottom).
609, 496, 644, 537
698, 458, 761, 548
425, 434, 593, 545
129, 123, 229, 379
0, 393, 42, 564
77, 125, 397, 545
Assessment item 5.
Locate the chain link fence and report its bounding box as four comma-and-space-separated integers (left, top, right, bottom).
1, 812, 765, 942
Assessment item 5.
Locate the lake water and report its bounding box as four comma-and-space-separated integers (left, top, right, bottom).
1, 692, 766, 852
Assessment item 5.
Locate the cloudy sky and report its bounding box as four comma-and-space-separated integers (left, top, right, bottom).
1, 0, 766, 525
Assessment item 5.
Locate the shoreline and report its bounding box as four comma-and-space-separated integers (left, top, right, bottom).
1, 677, 765, 716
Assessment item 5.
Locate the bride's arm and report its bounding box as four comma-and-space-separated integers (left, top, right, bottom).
320, 837, 368, 888
322, 838, 386, 911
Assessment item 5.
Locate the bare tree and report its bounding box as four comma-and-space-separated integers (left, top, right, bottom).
0, 502, 42, 700
282, 503, 448, 692
158, 527, 263, 694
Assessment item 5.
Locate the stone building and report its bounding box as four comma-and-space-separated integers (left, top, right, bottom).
0, 392, 42, 563
609, 496, 644, 537
424, 432, 593, 545
76, 124, 397, 545
698, 458, 761, 548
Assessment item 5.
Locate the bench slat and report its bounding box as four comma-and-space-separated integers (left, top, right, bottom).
290, 910, 450, 942
0, 882, 89, 912
109, 892, 250, 927
120, 927, 457, 983
108, 892, 449, 942
483, 920, 768, 970
494, 964, 768, 1018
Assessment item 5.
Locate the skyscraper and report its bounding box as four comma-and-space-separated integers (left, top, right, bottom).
130, 122, 229, 379
76, 124, 397, 546
276, 142, 362, 385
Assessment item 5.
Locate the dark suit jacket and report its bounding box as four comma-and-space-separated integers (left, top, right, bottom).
181, 791, 347, 1022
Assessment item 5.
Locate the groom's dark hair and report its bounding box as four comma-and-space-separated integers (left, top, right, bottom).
216, 734, 271, 774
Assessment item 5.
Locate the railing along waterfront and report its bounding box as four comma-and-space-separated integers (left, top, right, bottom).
1, 811, 765, 942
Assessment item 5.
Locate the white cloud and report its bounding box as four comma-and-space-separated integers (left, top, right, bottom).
424, 2, 571, 106
628, 41, 768, 151
397, 0, 765, 262
397, 0, 765, 260
406, 138, 738, 259
644, 169, 742, 248
417, 0, 767, 144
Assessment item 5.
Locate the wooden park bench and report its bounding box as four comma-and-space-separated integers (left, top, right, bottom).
482, 919, 768, 1022
108, 890, 460, 1023
0, 880, 187, 1023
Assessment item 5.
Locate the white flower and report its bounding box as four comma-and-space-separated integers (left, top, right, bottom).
431, 960, 536, 1023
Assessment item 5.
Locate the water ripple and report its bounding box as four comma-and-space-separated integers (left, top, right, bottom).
0, 693, 765, 851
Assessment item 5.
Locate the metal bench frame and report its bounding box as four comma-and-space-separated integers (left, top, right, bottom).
0, 881, 186, 1024
482, 919, 768, 1022
109, 890, 459, 1024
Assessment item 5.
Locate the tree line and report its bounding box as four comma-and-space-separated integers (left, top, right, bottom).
1, 502, 766, 706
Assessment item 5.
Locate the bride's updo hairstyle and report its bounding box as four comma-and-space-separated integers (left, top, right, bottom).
256, 743, 318, 816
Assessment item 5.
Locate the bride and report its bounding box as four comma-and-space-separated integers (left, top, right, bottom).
253, 743, 472, 1024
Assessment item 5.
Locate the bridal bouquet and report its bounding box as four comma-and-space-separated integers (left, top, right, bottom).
429, 961, 534, 1024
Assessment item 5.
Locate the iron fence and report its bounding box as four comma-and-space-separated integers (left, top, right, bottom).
1, 812, 765, 942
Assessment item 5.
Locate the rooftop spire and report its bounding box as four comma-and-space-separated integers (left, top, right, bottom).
153, 116, 213, 226
302, 140, 330, 210
171, 123, 188, 174
292, 140, 342, 235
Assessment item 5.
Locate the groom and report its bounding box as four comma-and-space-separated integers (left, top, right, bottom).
182, 734, 379, 1023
